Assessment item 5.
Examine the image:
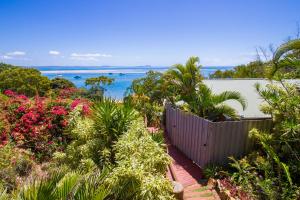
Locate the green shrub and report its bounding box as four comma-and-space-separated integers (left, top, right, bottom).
0, 67, 51, 96
60, 99, 138, 169
228, 82, 300, 199
50, 77, 75, 90
105, 119, 174, 200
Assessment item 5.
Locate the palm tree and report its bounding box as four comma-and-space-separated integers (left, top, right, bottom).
17, 169, 110, 200
166, 56, 203, 103
186, 84, 247, 121
271, 39, 300, 79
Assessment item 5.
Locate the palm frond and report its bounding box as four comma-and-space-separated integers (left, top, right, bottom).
213, 91, 247, 110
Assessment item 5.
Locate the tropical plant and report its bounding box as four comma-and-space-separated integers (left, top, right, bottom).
271, 39, 300, 79
61, 99, 138, 169
92, 99, 138, 166
228, 81, 300, 199
105, 119, 174, 200
17, 169, 110, 200
165, 56, 202, 103
185, 84, 247, 121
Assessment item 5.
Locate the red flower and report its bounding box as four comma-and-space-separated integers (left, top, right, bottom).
0, 131, 8, 148
17, 95, 28, 100
70, 99, 81, 109
17, 105, 26, 113
51, 106, 67, 116
82, 104, 90, 115
4, 89, 16, 97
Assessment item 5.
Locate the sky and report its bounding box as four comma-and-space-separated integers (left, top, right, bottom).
0, 0, 300, 67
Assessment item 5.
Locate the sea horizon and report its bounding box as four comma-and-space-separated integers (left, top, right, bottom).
32, 65, 234, 99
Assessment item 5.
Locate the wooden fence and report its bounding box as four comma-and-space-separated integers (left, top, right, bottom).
165, 104, 272, 167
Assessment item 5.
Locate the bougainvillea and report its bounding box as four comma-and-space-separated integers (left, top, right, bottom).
1, 89, 91, 160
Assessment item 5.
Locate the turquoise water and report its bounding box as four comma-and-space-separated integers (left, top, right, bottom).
33, 66, 233, 99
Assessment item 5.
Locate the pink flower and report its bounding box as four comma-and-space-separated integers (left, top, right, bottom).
4, 89, 16, 97
51, 106, 67, 116
70, 99, 81, 110
17, 105, 26, 113
17, 95, 28, 100
0, 131, 8, 147
82, 104, 90, 115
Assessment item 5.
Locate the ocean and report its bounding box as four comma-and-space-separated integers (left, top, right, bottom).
34, 66, 233, 99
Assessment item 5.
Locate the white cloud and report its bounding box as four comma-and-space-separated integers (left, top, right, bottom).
2, 55, 12, 59
70, 53, 112, 61
6, 51, 26, 56
49, 50, 60, 55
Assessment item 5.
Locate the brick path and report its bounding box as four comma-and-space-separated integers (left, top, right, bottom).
165, 135, 220, 200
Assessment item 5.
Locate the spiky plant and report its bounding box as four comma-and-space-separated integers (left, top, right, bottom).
17, 169, 110, 200
92, 98, 138, 166
271, 39, 300, 79
186, 84, 246, 121
166, 56, 203, 102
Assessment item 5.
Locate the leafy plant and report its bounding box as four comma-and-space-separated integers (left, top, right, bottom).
17, 169, 110, 200
165, 56, 203, 103
105, 119, 174, 200
184, 83, 246, 121
0, 67, 51, 97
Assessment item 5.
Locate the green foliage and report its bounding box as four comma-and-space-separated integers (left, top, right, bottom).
92, 99, 138, 166
0, 63, 17, 73
184, 83, 246, 121
271, 39, 300, 79
0, 67, 51, 96
165, 56, 202, 103
210, 61, 268, 79
150, 130, 165, 147
124, 71, 165, 126
85, 76, 114, 100
61, 99, 138, 169
0, 143, 34, 192
210, 39, 300, 79
105, 119, 174, 200
50, 78, 75, 90
228, 82, 300, 199
203, 164, 225, 179
17, 169, 110, 200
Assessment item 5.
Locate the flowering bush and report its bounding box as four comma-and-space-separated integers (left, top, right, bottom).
1, 90, 91, 160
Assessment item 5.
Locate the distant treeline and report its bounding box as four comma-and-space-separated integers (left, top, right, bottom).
210, 40, 300, 79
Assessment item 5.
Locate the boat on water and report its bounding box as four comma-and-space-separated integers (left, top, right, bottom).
119, 73, 125, 76
108, 73, 113, 75
74, 75, 81, 79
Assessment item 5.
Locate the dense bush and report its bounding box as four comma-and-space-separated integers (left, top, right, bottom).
0, 67, 51, 97
2, 90, 90, 160
105, 119, 173, 200
57, 99, 138, 169
50, 77, 75, 90
0, 143, 34, 192
226, 82, 300, 199
209, 61, 268, 79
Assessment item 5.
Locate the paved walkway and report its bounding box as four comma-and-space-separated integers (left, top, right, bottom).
165, 135, 219, 200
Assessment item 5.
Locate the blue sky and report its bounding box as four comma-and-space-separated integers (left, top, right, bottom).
0, 0, 299, 66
